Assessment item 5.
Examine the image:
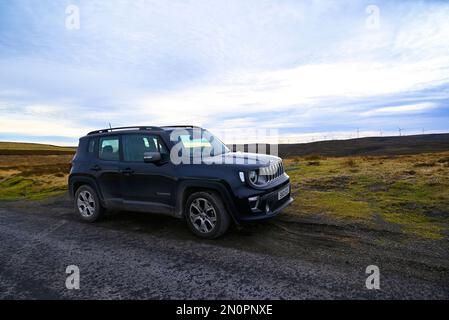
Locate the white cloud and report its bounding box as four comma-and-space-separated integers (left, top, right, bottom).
1, 0, 449, 144
0, 116, 95, 138
24, 104, 59, 114
137, 58, 448, 129
361, 102, 437, 116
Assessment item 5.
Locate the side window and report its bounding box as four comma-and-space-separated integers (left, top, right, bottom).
123, 134, 168, 162
154, 137, 168, 155
99, 137, 120, 161
87, 138, 96, 155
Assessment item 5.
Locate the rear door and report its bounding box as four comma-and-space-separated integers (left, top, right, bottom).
120, 133, 176, 214
91, 135, 122, 209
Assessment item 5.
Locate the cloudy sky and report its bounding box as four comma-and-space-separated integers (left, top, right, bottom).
1, 0, 449, 145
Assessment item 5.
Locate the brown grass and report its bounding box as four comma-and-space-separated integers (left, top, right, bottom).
0, 154, 72, 200
343, 158, 357, 167
304, 154, 323, 161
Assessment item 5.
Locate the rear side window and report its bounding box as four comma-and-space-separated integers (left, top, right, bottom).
123, 134, 168, 162
99, 137, 120, 161
87, 138, 96, 154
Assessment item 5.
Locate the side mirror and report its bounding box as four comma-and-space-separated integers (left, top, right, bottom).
143, 151, 161, 163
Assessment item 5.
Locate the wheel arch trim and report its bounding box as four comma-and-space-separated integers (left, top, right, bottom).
69, 174, 104, 203
174, 179, 238, 223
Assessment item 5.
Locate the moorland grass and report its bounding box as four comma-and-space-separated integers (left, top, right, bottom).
1, 144, 448, 239
285, 151, 449, 239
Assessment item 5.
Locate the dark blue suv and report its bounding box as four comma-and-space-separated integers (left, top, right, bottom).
69, 126, 293, 238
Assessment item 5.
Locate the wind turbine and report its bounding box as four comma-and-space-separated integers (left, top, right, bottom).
398, 127, 404, 136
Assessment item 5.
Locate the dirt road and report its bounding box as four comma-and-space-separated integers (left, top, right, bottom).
0, 195, 448, 299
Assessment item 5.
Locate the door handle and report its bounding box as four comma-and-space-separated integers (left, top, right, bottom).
120, 168, 134, 175
90, 165, 101, 171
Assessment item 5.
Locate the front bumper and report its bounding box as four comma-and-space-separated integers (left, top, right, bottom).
233, 179, 294, 222
239, 196, 294, 222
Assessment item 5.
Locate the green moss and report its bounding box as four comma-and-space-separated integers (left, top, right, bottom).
382, 212, 444, 240
319, 192, 372, 220
0, 176, 66, 200
0, 176, 35, 199
286, 153, 449, 239
288, 190, 372, 221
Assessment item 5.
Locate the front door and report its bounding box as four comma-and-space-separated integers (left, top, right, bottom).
120, 133, 176, 214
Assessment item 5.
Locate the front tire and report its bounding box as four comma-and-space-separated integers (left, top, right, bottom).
185, 191, 231, 239
74, 185, 104, 222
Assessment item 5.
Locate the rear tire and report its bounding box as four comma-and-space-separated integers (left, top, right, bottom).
185, 191, 231, 239
74, 185, 104, 222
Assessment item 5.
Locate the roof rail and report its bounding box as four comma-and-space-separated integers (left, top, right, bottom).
87, 126, 163, 135
160, 125, 201, 129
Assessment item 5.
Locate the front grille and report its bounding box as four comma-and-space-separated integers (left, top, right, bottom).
260, 160, 285, 183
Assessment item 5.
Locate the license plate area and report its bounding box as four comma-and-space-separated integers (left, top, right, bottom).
278, 185, 290, 200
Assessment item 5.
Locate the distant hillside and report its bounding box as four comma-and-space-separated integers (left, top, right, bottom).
0, 141, 76, 155
232, 133, 449, 157
2, 133, 449, 157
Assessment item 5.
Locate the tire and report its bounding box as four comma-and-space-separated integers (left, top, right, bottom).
185, 191, 231, 239
74, 185, 104, 222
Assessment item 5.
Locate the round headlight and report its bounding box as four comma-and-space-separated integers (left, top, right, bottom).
249, 170, 258, 184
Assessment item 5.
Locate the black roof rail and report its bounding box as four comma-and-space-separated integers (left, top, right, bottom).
87, 126, 163, 135
161, 125, 201, 129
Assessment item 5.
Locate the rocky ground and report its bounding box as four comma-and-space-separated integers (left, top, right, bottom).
0, 194, 448, 299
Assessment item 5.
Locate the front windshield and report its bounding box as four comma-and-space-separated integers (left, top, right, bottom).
173, 129, 230, 157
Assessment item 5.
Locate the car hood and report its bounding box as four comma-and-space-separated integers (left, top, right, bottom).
203, 152, 280, 167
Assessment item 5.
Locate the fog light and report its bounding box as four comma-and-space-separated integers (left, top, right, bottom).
265, 203, 270, 213
248, 196, 259, 210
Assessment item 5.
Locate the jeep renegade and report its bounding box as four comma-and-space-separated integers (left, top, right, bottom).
69, 126, 293, 238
